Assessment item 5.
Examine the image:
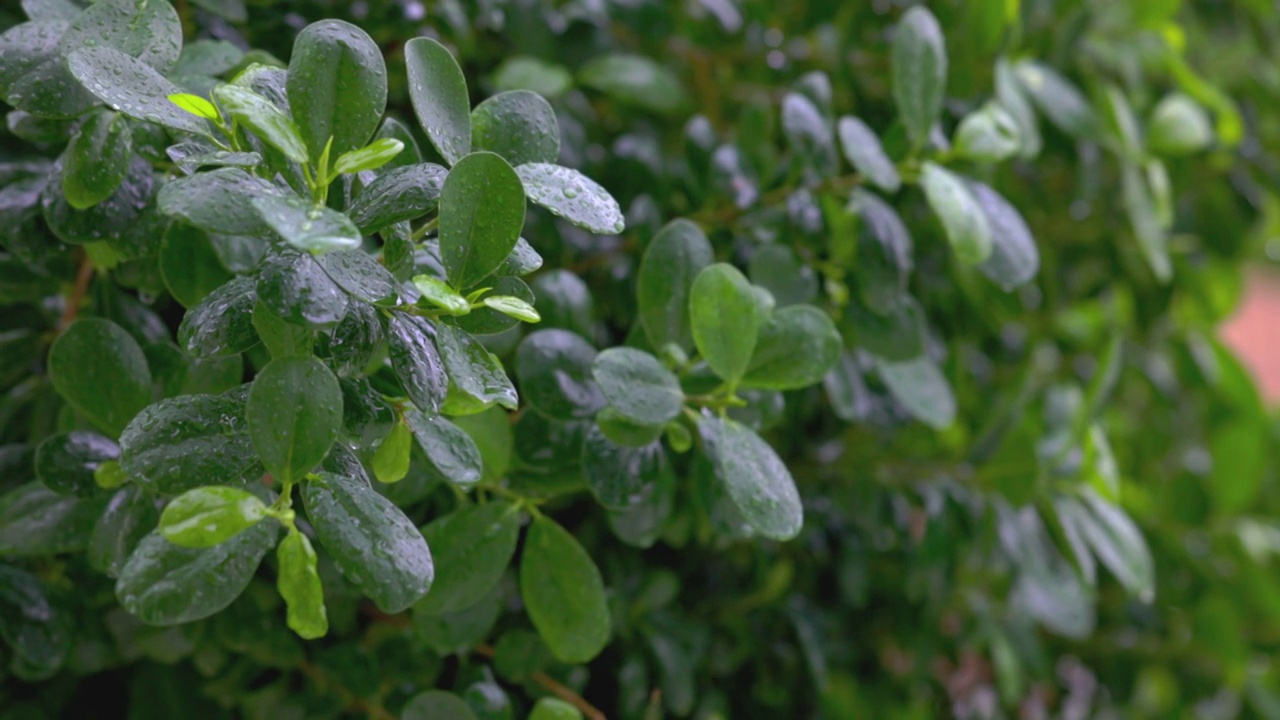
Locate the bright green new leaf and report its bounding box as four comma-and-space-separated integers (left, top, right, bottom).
592, 347, 683, 426
168, 93, 220, 120
286, 20, 387, 160
405, 37, 472, 165
276, 530, 328, 639
413, 274, 471, 315
48, 318, 152, 437
515, 163, 625, 235
439, 151, 527, 288
891, 6, 947, 148
529, 698, 583, 720
372, 421, 412, 484
417, 501, 520, 616
919, 162, 993, 265
158, 486, 268, 548
472, 90, 561, 166
246, 356, 342, 484
61, 110, 132, 209
212, 83, 309, 163
690, 263, 768, 385
520, 515, 611, 664
699, 415, 804, 540
332, 137, 405, 175
481, 295, 541, 323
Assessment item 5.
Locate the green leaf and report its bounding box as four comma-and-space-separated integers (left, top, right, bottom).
836, 116, 900, 192
333, 137, 404, 175
748, 244, 819, 308
954, 102, 1021, 163
592, 347, 683, 426
347, 162, 447, 233
481, 295, 540, 323
581, 425, 673, 509
0, 482, 104, 557
891, 6, 947, 148
638, 219, 714, 352
781, 92, 837, 176
515, 329, 605, 420
247, 356, 342, 484
1013, 60, 1100, 139
34, 431, 119, 497
919, 162, 993, 265
252, 194, 361, 255
0, 566, 69, 681
61, 110, 132, 209
414, 275, 471, 315
257, 249, 350, 326
742, 305, 841, 390
967, 180, 1039, 291
699, 416, 804, 540
439, 152, 527, 288
1077, 492, 1155, 600
848, 190, 912, 314
1148, 93, 1212, 156
1121, 161, 1171, 283
496, 237, 543, 277
515, 163, 625, 235
171, 37, 243, 75
846, 296, 926, 361
159, 486, 268, 548
374, 116, 423, 170
276, 530, 328, 639
287, 20, 387, 160
471, 90, 561, 166
385, 314, 448, 415
67, 47, 208, 135
404, 407, 484, 485
520, 515, 611, 664
405, 37, 472, 165
120, 392, 261, 494
436, 323, 519, 414
48, 318, 152, 437
212, 83, 309, 163
316, 249, 398, 304
596, 407, 665, 448
529, 698, 583, 720
372, 421, 412, 484
492, 56, 573, 98
529, 269, 594, 338
158, 167, 281, 237
302, 471, 433, 613
876, 356, 956, 429
578, 54, 688, 116
177, 276, 261, 357
402, 691, 479, 720
252, 297, 312, 359
116, 522, 276, 625
417, 501, 520, 616
160, 223, 233, 309
690, 263, 767, 385
89, 486, 158, 577
994, 57, 1041, 158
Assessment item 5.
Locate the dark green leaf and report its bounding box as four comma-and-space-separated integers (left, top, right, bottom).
0, 482, 104, 556
120, 391, 261, 494
177, 276, 260, 357
436, 323, 519, 414
89, 486, 158, 577
529, 698, 582, 720
253, 194, 361, 255
317, 249, 398, 304
515, 163, 624, 235
592, 347, 683, 426
348, 163, 447, 233
385, 314, 448, 415
49, 318, 152, 437
404, 408, 484, 486
34, 431, 118, 497
496, 237, 543, 277
472, 90, 560, 166
581, 425, 672, 509
1013, 61, 1100, 139
0, 566, 69, 680
578, 54, 687, 116
158, 167, 280, 237
439, 151, 527, 288
405, 37, 471, 165
529, 269, 594, 338
781, 92, 837, 176
402, 691, 479, 720
638, 219, 714, 352
257, 249, 350, 326
303, 471, 433, 613
520, 515, 611, 664
699, 415, 803, 540
116, 522, 276, 625
160, 223, 234, 309
747, 244, 819, 308
67, 47, 207, 134
968, 180, 1039, 291
849, 189, 912, 314
891, 6, 947, 148
515, 329, 604, 420
246, 356, 342, 484
374, 116, 423, 170
159, 486, 268, 548
845, 297, 926, 361
61, 110, 132, 209
252, 297, 313, 359
689, 263, 767, 385
213, 83, 309, 163
417, 500, 520, 616
287, 20, 387, 160
276, 530, 328, 639
742, 305, 841, 390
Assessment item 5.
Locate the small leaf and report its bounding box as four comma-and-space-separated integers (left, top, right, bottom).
520, 515, 611, 664
372, 421, 412, 484
496, 237, 543, 277
638, 219, 714, 351
699, 416, 803, 540
303, 471, 433, 613
781, 92, 837, 176
246, 356, 342, 484
404, 408, 484, 486
439, 152, 527, 288
515, 163, 625, 235
515, 329, 605, 420
919, 162, 993, 265
276, 530, 328, 639
252, 194, 361, 255
472, 90, 561, 166
120, 391, 261, 494
836, 116, 900, 192
849, 189, 913, 314
61, 110, 133, 209
481, 295, 541, 323
876, 356, 956, 429
690, 263, 767, 385
212, 83, 308, 163
417, 501, 520, 616
158, 486, 268, 548
116, 523, 276, 625
385, 314, 448, 415
48, 318, 152, 437
529, 698, 583, 720
492, 56, 573, 98
287, 19, 387, 160
1148, 93, 1213, 156
333, 137, 404, 175
967, 180, 1039, 291
405, 37, 472, 165
891, 6, 947, 148
742, 305, 841, 390
954, 102, 1022, 163
592, 347, 683, 426
414, 274, 471, 315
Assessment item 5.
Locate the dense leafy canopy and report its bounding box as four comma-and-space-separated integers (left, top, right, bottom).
0, 0, 1276, 718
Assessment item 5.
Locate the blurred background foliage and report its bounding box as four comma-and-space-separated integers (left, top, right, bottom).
4, 0, 1280, 718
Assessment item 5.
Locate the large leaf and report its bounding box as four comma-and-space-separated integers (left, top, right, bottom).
405, 37, 471, 165
0, 482, 103, 557
61, 109, 132, 209
741, 305, 841, 390
516, 163, 624, 235
637, 219, 714, 352
891, 6, 947, 148
439, 152, 527, 288
116, 522, 276, 625
417, 501, 520, 616
286, 20, 387, 160
256, 249, 350, 326
303, 471, 433, 613
347, 162, 447, 232
591, 347, 683, 426
120, 391, 261, 494
699, 416, 803, 540
158, 167, 280, 237
690, 263, 767, 385
520, 516, 611, 664
252, 194, 361, 255
404, 408, 484, 486
48, 318, 152, 437
246, 356, 342, 484
67, 46, 207, 134
385, 314, 448, 415
472, 90, 560, 166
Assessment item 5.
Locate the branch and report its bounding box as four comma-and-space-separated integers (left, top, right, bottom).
58, 252, 94, 332
473, 644, 608, 720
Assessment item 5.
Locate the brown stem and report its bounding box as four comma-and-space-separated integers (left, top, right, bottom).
473, 644, 608, 720
58, 252, 94, 332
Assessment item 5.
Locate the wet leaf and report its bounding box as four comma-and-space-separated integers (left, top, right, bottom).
440, 152, 527, 288
690, 263, 767, 385
48, 318, 152, 437
516, 163, 624, 235
699, 415, 803, 540
592, 347, 683, 426
287, 20, 387, 159
515, 329, 605, 420
405, 37, 471, 165
520, 515, 610, 663
472, 90, 560, 166
417, 501, 520, 615
159, 486, 268, 548
246, 356, 342, 484
120, 391, 261, 494
276, 530, 328, 639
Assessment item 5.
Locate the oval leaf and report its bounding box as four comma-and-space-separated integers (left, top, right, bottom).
471, 90, 560, 166
417, 501, 520, 616
439, 151, 527, 288
520, 515, 611, 664
246, 356, 342, 484
516, 163, 624, 235
287, 19, 387, 160
891, 6, 947, 148
699, 416, 803, 540
158, 486, 268, 548
690, 263, 767, 385
48, 318, 152, 437
405, 37, 471, 165
592, 347, 683, 426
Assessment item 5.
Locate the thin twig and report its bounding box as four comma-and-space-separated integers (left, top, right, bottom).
58, 252, 93, 332
298, 660, 396, 720
474, 644, 607, 720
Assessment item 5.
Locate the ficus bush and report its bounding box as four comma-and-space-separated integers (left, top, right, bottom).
1, 0, 1278, 718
